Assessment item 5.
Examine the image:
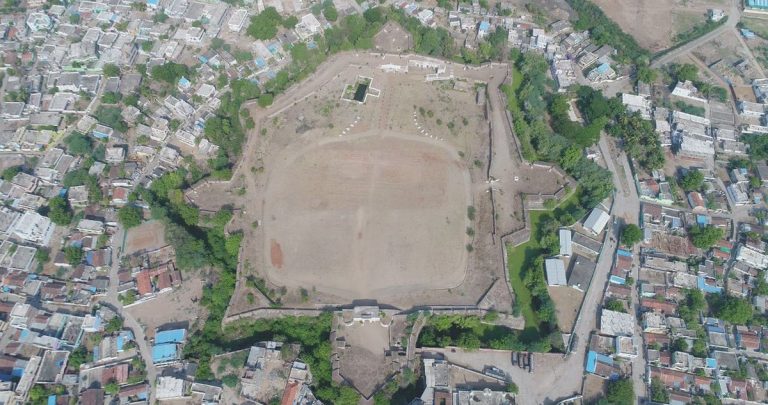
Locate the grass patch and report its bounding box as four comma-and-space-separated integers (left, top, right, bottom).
506, 192, 580, 331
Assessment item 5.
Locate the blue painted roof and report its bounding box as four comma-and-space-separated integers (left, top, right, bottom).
748, 0, 768, 8
706, 358, 717, 368
178, 76, 191, 87
697, 215, 710, 225
479, 21, 490, 31
307, 41, 318, 49
255, 57, 267, 68
617, 249, 632, 257
609, 275, 626, 285
152, 343, 178, 363
155, 329, 186, 344
146, 0, 159, 5
697, 276, 722, 294
596, 63, 610, 74
586, 351, 613, 373
47, 395, 57, 405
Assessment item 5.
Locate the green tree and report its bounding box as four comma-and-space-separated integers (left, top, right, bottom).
1, 165, 22, 181
689, 225, 724, 249
103, 63, 120, 77
604, 298, 626, 313
150, 62, 190, 85
64, 132, 93, 155
605, 377, 634, 405
711, 295, 753, 325
105, 316, 123, 333
64, 246, 83, 265
672, 63, 699, 82
671, 338, 688, 352
650, 377, 669, 403
118, 206, 143, 228
47, 196, 73, 225
258, 93, 274, 107
68, 346, 88, 371
621, 224, 642, 246
323, 3, 338, 21
282, 15, 298, 28
104, 379, 119, 395
336, 386, 360, 405
680, 169, 704, 191
637, 66, 657, 83
222, 374, 239, 387
247, 7, 282, 40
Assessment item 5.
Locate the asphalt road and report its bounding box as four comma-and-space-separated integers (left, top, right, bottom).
650, 0, 741, 69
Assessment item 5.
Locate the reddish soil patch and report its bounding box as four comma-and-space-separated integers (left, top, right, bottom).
270, 239, 284, 269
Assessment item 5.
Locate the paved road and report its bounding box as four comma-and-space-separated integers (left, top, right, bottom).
99, 228, 158, 402
598, 137, 648, 402
650, 0, 741, 68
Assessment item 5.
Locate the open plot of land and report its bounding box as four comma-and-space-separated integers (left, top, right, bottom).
263, 132, 469, 300
592, 0, 723, 52
337, 320, 395, 398
547, 286, 584, 332
126, 271, 205, 339
123, 220, 166, 255
198, 53, 527, 311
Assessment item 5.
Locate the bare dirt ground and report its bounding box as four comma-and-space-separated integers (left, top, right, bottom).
582, 374, 608, 403
126, 271, 205, 339
191, 53, 515, 311
374, 21, 412, 53
263, 132, 470, 300
547, 286, 584, 332
124, 220, 166, 256
693, 29, 765, 87
337, 320, 394, 398
592, 0, 725, 52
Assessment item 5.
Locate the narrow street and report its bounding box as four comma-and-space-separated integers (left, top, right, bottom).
598, 136, 647, 402
99, 228, 158, 404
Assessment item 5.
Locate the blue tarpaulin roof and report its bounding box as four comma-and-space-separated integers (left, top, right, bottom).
697, 276, 723, 294
155, 329, 186, 344
152, 343, 178, 363
617, 249, 632, 257
47, 395, 56, 405
586, 351, 613, 373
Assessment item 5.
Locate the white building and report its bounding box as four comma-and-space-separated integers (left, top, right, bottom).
559, 228, 572, 257
735, 245, 768, 269
545, 258, 567, 286
12, 211, 54, 246
584, 207, 610, 235
228, 9, 248, 32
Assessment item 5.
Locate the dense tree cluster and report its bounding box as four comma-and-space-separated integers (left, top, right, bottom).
94, 106, 128, 133
246, 7, 284, 40
417, 314, 556, 353
568, 0, 649, 64
150, 62, 191, 85
709, 295, 753, 325
680, 169, 705, 192
118, 206, 143, 228
689, 225, 724, 249
609, 111, 665, 171
620, 224, 642, 246
46, 196, 73, 225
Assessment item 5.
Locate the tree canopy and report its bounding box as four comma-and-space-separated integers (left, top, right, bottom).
605, 377, 634, 405
621, 224, 642, 246
689, 225, 724, 249
46, 196, 73, 225
710, 295, 753, 325
151, 62, 190, 85
102, 63, 120, 77
680, 169, 704, 192
247, 7, 283, 40
118, 206, 143, 228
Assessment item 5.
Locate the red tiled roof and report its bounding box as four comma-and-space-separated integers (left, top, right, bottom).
135, 271, 152, 296
102, 363, 129, 385
281, 381, 301, 405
